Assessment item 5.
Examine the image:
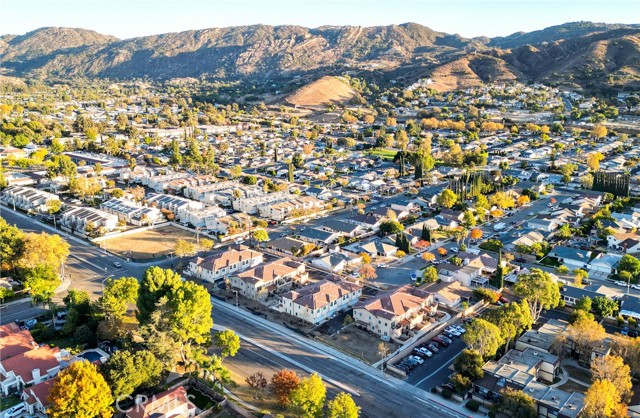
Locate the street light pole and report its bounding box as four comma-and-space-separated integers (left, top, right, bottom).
234, 290, 238, 309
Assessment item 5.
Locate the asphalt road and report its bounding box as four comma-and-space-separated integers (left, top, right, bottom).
212, 300, 472, 418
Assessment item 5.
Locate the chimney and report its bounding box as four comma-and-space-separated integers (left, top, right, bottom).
32, 368, 40, 381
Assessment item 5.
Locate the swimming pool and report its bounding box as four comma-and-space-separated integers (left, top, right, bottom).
78, 350, 103, 363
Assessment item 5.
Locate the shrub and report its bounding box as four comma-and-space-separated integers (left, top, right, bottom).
466, 400, 480, 412
441, 389, 453, 399
617, 316, 626, 326
473, 288, 499, 304
629, 317, 637, 328
431, 387, 438, 394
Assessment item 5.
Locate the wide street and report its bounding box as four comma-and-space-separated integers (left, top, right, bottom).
212, 298, 472, 418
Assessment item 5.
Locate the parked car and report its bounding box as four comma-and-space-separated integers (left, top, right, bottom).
416, 347, 433, 358
629, 330, 639, 338
615, 281, 629, 287
408, 355, 424, 365
5, 403, 26, 418
427, 342, 439, 353
450, 246, 459, 253
439, 335, 453, 344
454, 325, 466, 334
441, 383, 455, 392
620, 327, 629, 336
631, 284, 640, 290
498, 296, 509, 304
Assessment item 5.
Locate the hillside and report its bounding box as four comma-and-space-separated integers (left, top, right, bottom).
285, 76, 361, 107
0, 22, 638, 92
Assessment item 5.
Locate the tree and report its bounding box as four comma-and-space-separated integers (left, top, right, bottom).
229, 165, 243, 179
252, 229, 270, 243
71, 177, 102, 199
422, 266, 438, 283
199, 238, 214, 252
565, 316, 607, 364
359, 252, 371, 264
379, 220, 404, 235
137, 266, 182, 324
437, 189, 458, 208
591, 355, 632, 402
103, 350, 163, 400
359, 264, 377, 281
587, 152, 605, 171
19, 232, 69, 270
246, 372, 268, 398
48, 360, 113, 418
0, 218, 24, 271
215, 329, 240, 359
242, 175, 257, 185
46, 199, 62, 214
619, 254, 640, 277
422, 252, 435, 262
23, 265, 60, 303
454, 349, 484, 380
593, 296, 619, 318
100, 277, 139, 321
174, 239, 196, 259
271, 369, 300, 407
591, 125, 607, 139
573, 268, 589, 287
167, 281, 214, 363
513, 269, 560, 322
327, 392, 360, 418
485, 301, 533, 354
462, 210, 476, 227
46, 154, 77, 181
292, 152, 305, 169
437, 247, 448, 257
556, 224, 572, 239
462, 319, 502, 358
489, 191, 515, 209
584, 379, 624, 418
470, 228, 483, 241
516, 195, 530, 207
560, 163, 578, 184
497, 387, 537, 418
289, 373, 326, 418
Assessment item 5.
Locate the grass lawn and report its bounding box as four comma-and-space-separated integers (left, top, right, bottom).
539, 256, 562, 267
367, 149, 397, 160
0, 396, 22, 411
564, 365, 592, 384
41, 335, 77, 350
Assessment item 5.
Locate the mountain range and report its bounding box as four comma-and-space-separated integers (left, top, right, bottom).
0, 21, 638, 92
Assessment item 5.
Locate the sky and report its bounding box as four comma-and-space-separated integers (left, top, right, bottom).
1, 0, 638, 39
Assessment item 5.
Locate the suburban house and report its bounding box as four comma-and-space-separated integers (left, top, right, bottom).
230, 258, 308, 301
279, 278, 362, 325
502, 230, 545, 252
208, 213, 252, 235
0, 324, 65, 396
437, 262, 484, 287
347, 213, 383, 230
354, 286, 437, 339
607, 231, 640, 254
319, 219, 364, 238
184, 206, 227, 229
100, 198, 162, 226
1, 186, 60, 213
430, 280, 474, 308
360, 240, 398, 258
60, 206, 118, 233
265, 237, 308, 256
619, 294, 640, 321
257, 195, 324, 221
188, 247, 263, 282
527, 216, 559, 232
297, 228, 341, 246
560, 285, 607, 308
22, 377, 57, 416
310, 252, 362, 273
125, 386, 197, 418
516, 319, 568, 354
548, 246, 591, 270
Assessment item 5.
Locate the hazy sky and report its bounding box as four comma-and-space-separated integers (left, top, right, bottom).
1, 0, 638, 39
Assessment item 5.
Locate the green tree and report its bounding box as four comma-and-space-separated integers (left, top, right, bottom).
215, 329, 241, 359
46, 199, 62, 214
327, 392, 360, 418
137, 267, 182, 324
46, 154, 77, 181
437, 189, 458, 208
422, 266, 439, 283
379, 220, 404, 235
289, 373, 326, 418
556, 224, 572, 239
22, 265, 60, 304
462, 210, 476, 227
591, 355, 632, 402
462, 319, 502, 358
593, 296, 619, 317
174, 239, 196, 259
292, 152, 305, 168
99, 277, 139, 321
497, 387, 537, 418
485, 301, 533, 354
453, 349, 484, 380
103, 350, 163, 399
48, 360, 114, 418
252, 229, 270, 243
229, 164, 243, 179
0, 218, 24, 272
513, 268, 560, 322
167, 281, 214, 363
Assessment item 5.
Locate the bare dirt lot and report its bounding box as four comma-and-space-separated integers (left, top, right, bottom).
100, 226, 197, 260
317, 325, 398, 365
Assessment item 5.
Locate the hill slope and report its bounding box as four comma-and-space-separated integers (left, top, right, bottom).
0, 22, 638, 92
285, 76, 361, 107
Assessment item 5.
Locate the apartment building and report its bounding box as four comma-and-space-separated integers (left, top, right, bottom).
188, 247, 263, 282
280, 278, 362, 325
1, 186, 60, 213
354, 285, 437, 339
146, 193, 204, 222
230, 258, 308, 301
185, 206, 227, 229
233, 191, 290, 214
100, 198, 162, 225
60, 206, 118, 233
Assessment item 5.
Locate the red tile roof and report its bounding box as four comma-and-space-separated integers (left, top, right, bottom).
1, 345, 60, 382
0, 323, 36, 361
126, 386, 196, 418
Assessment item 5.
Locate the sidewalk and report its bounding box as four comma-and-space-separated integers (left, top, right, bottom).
214, 298, 480, 418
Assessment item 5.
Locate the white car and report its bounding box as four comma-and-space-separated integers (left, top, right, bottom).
408, 355, 424, 364
113, 261, 122, 268
416, 347, 433, 358
5, 403, 26, 418
350, 272, 360, 278
451, 246, 459, 253
454, 326, 466, 334
615, 281, 629, 287
631, 284, 640, 290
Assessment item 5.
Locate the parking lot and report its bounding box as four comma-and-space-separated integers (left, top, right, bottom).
395, 322, 469, 390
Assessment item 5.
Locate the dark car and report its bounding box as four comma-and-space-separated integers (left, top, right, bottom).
499, 296, 509, 304
441, 383, 455, 392
514, 257, 526, 263
432, 337, 449, 347
427, 343, 439, 353
629, 329, 639, 338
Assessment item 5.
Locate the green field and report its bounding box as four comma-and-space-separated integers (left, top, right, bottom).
367, 149, 397, 160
